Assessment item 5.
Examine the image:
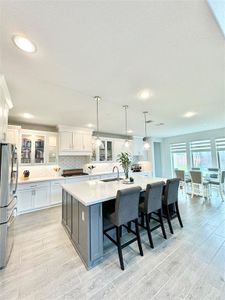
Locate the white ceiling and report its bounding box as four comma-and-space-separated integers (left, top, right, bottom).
1, 0, 225, 137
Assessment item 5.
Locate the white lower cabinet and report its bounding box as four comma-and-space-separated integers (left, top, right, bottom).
33, 184, 50, 209
17, 181, 51, 214
17, 188, 33, 213
50, 180, 65, 205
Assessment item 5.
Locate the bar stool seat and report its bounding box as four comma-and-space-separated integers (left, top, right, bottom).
104, 186, 143, 270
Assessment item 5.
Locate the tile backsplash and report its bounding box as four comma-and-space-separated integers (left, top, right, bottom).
18, 156, 123, 179
58, 156, 90, 170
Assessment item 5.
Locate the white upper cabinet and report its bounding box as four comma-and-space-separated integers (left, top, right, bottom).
132, 136, 144, 156
20, 129, 58, 165
0, 75, 13, 142
7, 125, 21, 146
59, 131, 73, 151
58, 125, 92, 155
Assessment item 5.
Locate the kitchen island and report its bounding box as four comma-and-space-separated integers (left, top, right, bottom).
62, 175, 167, 270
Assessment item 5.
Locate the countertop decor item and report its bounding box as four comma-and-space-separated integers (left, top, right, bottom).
117, 152, 132, 179
53, 166, 61, 176
88, 165, 96, 174
23, 170, 30, 178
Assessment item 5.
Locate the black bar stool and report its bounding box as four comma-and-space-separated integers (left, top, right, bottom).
162, 178, 183, 234
103, 186, 143, 270
139, 182, 167, 248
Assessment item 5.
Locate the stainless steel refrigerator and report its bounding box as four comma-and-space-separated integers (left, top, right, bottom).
0, 143, 18, 269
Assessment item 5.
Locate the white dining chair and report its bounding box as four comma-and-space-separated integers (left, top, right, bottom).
189, 170, 210, 199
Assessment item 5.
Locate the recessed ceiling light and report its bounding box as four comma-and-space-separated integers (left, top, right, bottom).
182, 111, 197, 118
137, 89, 153, 100
12, 35, 36, 53
23, 113, 34, 119
127, 129, 133, 133
87, 123, 94, 128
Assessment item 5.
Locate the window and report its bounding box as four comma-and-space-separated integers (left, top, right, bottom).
170, 143, 187, 172
190, 140, 212, 170
215, 138, 225, 170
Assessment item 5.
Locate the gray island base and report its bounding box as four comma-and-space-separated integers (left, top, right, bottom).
61, 176, 166, 270
62, 190, 103, 269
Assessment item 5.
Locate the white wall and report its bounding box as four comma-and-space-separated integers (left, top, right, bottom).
161, 127, 225, 178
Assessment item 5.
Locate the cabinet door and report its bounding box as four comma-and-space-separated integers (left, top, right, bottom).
7, 128, 19, 145
82, 133, 92, 152
17, 189, 33, 213
2, 102, 8, 142
71, 197, 79, 243
33, 186, 50, 208
21, 134, 32, 164
73, 131, 83, 151
51, 181, 64, 205
34, 135, 45, 164
59, 131, 73, 151
106, 141, 113, 161
48, 135, 58, 163
99, 141, 106, 161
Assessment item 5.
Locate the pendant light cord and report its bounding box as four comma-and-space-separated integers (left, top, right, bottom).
95, 96, 101, 138
123, 105, 128, 140
144, 112, 148, 137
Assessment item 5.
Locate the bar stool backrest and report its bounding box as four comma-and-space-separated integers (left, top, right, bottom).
175, 169, 185, 181
115, 186, 141, 226
190, 171, 202, 184
144, 182, 164, 214
164, 178, 180, 205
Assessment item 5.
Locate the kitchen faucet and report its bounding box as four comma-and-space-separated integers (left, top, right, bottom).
113, 166, 120, 180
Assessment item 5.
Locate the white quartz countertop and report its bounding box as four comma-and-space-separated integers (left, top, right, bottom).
17, 171, 123, 184
18, 176, 65, 184
62, 175, 167, 206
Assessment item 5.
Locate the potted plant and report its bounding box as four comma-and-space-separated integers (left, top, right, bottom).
117, 152, 132, 180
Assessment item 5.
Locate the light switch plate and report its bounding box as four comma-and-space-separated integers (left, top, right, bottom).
81, 211, 85, 221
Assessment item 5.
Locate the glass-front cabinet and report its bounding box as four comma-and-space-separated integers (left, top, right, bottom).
47, 134, 58, 164
92, 138, 113, 162
20, 130, 58, 165
34, 136, 45, 164
21, 135, 32, 164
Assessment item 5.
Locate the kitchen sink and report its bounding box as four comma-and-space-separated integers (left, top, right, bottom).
101, 178, 123, 182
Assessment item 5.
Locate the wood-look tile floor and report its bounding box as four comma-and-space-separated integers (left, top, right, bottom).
1, 191, 225, 300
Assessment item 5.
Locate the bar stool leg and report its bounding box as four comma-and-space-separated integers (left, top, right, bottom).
134, 219, 143, 256
141, 212, 144, 227
145, 213, 154, 248
175, 202, 183, 228
158, 209, 167, 239
116, 226, 124, 270
166, 207, 174, 234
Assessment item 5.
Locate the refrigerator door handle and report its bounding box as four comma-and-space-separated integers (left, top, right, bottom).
14, 150, 19, 194
8, 209, 16, 227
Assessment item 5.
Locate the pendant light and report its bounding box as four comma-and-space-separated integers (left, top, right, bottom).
94, 96, 102, 147
123, 105, 130, 148
143, 111, 150, 149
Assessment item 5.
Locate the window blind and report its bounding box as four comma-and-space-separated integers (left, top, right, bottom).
215, 138, 225, 151
190, 140, 211, 152
170, 142, 186, 153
